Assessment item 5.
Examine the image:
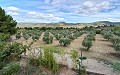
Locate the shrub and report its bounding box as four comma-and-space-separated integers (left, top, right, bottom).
82, 39, 92, 50
29, 57, 39, 66
112, 62, 120, 71
15, 33, 21, 39
110, 37, 120, 46
96, 30, 101, 34
0, 62, 20, 75
114, 45, 120, 52
32, 35, 40, 42
23, 33, 30, 41
59, 38, 71, 46
38, 46, 59, 73
70, 50, 78, 67
0, 33, 10, 42
43, 35, 53, 44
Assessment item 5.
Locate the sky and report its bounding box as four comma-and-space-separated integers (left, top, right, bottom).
0, 0, 120, 23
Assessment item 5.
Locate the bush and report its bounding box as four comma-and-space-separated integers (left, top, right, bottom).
70, 50, 78, 67
38, 46, 59, 73
32, 35, 40, 42
96, 30, 101, 34
114, 45, 120, 52
29, 57, 39, 66
23, 33, 30, 41
43, 35, 53, 44
15, 33, 21, 39
112, 62, 120, 71
110, 37, 120, 46
0, 62, 20, 75
82, 39, 92, 50
59, 38, 71, 46
0, 33, 10, 42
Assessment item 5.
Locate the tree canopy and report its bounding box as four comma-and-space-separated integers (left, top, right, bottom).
0, 7, 17, 35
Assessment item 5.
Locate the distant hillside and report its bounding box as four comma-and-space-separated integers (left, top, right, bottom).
93, 21, 120, 26
17, 21, 120, 27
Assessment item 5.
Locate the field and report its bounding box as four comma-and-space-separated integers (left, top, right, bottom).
10, 26, 120, 75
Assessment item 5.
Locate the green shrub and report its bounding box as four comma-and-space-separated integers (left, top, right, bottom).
23, 33, 30, 41
15, 33, 21, 39
82, 39, 92, 50
38, 46, 59, 73
96, 30, 101, 34
0, 62, 20, 75
43, 35, 53, 44
29, 57, 39, 66
110, 37, 120, 46
114, 45, 120, 52
32, 35, 40, 42
70, 50, 78, 67
0, 33, 10, 42
112, 62, 120, 71
43, 32, 53, 44
59, 38, 71, 46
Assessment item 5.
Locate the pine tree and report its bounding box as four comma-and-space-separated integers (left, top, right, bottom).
0, 7, 17, 35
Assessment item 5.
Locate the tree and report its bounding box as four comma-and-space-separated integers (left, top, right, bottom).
0, 7, 17, 35
23, 33, 30, 42
15, 33, 21, 39
110, 37, 120, 46
82, 39, 92, 50
43, 32, 53, 44
59, 38, 71, 46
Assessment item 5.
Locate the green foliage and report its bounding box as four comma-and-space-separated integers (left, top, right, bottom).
29, 57, 39, 66
59, 38, 71, 46
114, 45, 120, 52
32, 35, 40, 42
82, 39, 92, 50
112, 62, 120, 71
23, 33, 30, 41
38, 46, 59, 73
43, 32, 53, 44
43, 47, 59, 72
95, 30, 101, 34
0, 62, 20, 75
0, 7, 17, 35
110, 37, 120, 46
0, 42, 29, 62
0, 33, 10, 41
15, 32, 21, 39
101, 30, 113, 41
70, 50, 78, 67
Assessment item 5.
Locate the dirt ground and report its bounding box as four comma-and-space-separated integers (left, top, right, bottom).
12, 34, 120, 75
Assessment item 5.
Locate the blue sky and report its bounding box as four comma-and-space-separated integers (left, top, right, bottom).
0, 0, 120, 23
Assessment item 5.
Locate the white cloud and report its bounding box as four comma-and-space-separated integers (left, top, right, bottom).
6, 6, 19, 11
102, 18, 120, 22
44, 0, 51, 4
77, 1, 114, 14
27, 11, 64, 21
7, 11, 19, 16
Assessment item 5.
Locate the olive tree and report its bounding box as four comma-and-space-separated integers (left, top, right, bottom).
15, 33, 21, 39
59, 38, 71, 46
23, 33, 30, 42
82, 39, 92, 50
110, 37, 120, 46
43, 33, 53, 44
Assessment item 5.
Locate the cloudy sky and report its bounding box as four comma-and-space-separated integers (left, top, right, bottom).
0, 0, 120, 23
